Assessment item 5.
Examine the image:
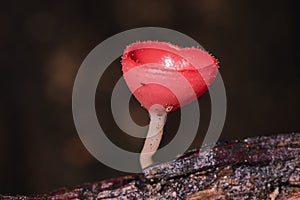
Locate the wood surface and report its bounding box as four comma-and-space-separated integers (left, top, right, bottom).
1, 133, 299, 199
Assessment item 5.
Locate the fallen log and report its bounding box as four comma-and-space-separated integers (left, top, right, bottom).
1, 133, 300, 199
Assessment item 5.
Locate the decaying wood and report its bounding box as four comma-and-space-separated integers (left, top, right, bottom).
1, 133, 300, 199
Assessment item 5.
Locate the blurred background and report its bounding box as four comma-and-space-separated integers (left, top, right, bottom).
0, 0, 300, 195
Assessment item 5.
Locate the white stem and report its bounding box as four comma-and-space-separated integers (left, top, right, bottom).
140, 109, 167, 169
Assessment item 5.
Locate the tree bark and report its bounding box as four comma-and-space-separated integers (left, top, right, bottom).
1, 133, 300, 199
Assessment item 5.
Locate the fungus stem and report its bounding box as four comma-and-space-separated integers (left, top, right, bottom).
140, 109, 167, 169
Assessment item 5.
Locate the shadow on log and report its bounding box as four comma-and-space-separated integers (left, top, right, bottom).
1, 133, 300, 199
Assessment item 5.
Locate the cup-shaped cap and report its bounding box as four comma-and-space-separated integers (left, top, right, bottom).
121, 41, 218, 112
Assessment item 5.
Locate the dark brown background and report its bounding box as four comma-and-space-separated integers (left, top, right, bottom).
0, 0, 299, 195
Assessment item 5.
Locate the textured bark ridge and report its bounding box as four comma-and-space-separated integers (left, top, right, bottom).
1, 133, 300, 199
